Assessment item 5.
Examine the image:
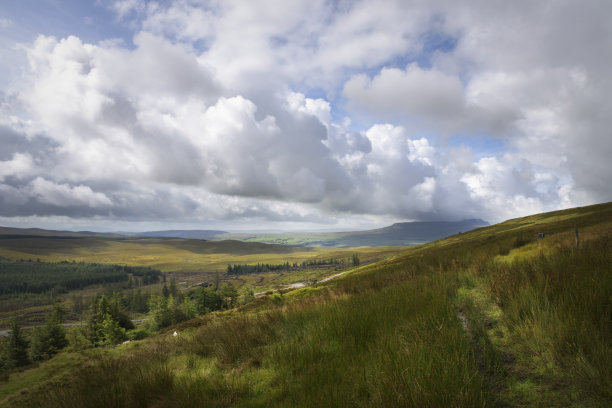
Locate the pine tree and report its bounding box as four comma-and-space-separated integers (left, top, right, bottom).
2, 319, 29, 369
30, 304, 69, 361
87, 293, 134, 345
101, 313, 126, 346
148, 292, 171, 330
221, 284, 239, 309
169, 278, 178, 297
181, 296, 198, 320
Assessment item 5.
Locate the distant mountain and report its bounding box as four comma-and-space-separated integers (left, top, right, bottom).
0, 226, 229, 241
0, 220, 488, 247
221, 219, 489, 247
0, 226, 121, 238
131, 230, 228, 240
330, 219, 489, 247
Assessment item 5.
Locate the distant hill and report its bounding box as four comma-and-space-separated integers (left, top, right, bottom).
221, 219, 489, 247
128, 230, 228, 240
0, 226, 121, 238
1, 220, 488, 247
332, 219, 489, 247
0, 227, 228, 241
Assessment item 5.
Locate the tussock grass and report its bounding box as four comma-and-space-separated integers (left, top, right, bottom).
486, 234, 612, 401
269, 273, 487, 407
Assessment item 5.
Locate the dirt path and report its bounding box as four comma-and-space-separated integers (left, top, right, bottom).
254, 271, 348, 297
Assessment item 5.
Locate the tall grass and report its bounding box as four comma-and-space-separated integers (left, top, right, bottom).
23, 269, 487, 407
265, 272, 487, 407
486, 234, 612, 401
7, 203, 612, 407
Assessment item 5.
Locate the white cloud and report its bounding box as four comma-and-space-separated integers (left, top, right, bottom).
286, 92, 331, 126
111, 0, 145, 20
344, 64, 465, 123
0, 153, 34, 180
29, 177, 113, 208
1, 0, 611, 229
343, 63, 522, 137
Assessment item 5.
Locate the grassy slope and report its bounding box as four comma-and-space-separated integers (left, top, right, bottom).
2, 202, 611, 407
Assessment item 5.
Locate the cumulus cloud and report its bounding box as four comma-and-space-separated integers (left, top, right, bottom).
0, 0, 611, 229
29, 177, 113, 208
344, 65, 465, 128
0, 153, 34, 181
343, 63, 519, 137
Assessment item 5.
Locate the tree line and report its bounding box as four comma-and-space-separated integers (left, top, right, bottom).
0, 261, 162, 295
227, 262, 290, 275
226, 255, 360, 275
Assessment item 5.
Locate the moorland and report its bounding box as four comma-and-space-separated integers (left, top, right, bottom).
0, 202, 610, 407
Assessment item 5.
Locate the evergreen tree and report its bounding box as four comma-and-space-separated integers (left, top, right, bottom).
30, 304, 69, 361
167, 294, 182, 325
130, 289, 148, 313
87, 293, 133, 345
169, 278, 178, 297
221, 284, 239, 309
148, 292, 171, 330
194, 287, 223, 314
108, 292, 134, 331
2, 319, 29, 369
100, 313, 126, 346
182, 296, 198, 320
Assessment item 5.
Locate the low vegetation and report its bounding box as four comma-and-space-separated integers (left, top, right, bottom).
0, 202, 610, 407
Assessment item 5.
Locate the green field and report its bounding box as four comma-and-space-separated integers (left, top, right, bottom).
0, 237, 401, 273
0, 236, 405, 329
1, 202, 611, 407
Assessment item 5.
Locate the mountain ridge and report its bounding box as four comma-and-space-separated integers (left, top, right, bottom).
0, 219, 489, 247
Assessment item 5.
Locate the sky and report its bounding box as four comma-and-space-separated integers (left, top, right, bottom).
0, 0, 611, 232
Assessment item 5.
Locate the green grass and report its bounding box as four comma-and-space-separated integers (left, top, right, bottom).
485, 235, 612, 404
1, 202, 611, 407
0, 237, 403, 274
0, 237, 405, 327
266, 273, 486, 407
0, 351, 86, 406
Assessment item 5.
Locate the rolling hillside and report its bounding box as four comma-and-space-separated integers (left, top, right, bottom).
328, 218, 488, 246
2, 202, 611, 407
217, 219, 489, 246
0, 227, 121, 239
1, 219, 488, 248
125, 230, 228, 240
